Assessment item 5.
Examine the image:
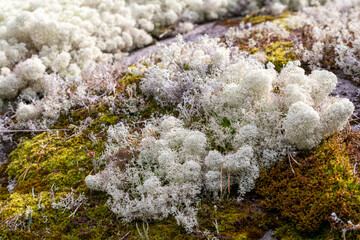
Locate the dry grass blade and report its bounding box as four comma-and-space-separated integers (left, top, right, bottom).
148, 128, 158, 139
211, 87, 223, 96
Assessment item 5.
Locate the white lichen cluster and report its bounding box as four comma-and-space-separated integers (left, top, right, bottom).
142, 37, 354, 150
86, 116, 205, 231
294, 0, 360, 80
226, 0, 360, 81
86, 36, 354, 231
0, 0, 334, 125
0, 0, 217, 120
0, 61, 119, 130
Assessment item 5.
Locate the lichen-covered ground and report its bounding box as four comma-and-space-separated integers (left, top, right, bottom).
1, 3, 360, 240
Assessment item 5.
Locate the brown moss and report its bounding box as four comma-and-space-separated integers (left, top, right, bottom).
257, 129, 360, 235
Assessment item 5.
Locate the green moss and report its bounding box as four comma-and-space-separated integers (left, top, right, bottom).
98, 114, 120, 125
6, 131, 104, 192
265, 41, 296, 71
118, 69, 142, 87
196, 198, 276, 239
218, 12, 292, 27
223, 13, 299, 72
0, 163, 10, 201
242, 15, 275, 25
0, 186, 277, 239
220, 117, 231, 128
0, 99, 113, 233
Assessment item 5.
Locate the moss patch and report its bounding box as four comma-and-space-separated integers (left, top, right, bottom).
257, 129, 360, 238
265, 41, 296, 71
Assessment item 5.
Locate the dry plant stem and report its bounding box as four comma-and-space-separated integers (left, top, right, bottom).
220, 163, 223, 194
127, 136, 140, 147
19, 163, 33, 181
288, 151, 295, 174
288, 151, 301, 166
211, 87, 223, 96
148, 128, 158, 139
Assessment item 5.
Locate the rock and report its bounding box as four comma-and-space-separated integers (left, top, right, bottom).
261, 230, 276, 240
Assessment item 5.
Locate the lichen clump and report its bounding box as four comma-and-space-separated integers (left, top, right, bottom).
85, 36, 354, 231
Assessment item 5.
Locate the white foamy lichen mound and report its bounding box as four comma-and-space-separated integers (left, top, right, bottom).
86, 36, 354, 231
85, 116, 206, 231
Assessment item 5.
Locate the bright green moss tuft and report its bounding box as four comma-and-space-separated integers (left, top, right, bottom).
242, 15, 275, 25
265, 41, 296, 71
98, 114, 120, 125
6, 131, 105, 191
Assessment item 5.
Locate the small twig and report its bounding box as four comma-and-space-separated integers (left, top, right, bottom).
147, 128, 158, 139
0, 129, 68, 133
159, 30, 171, 39
120, 231, 131, 240
0, 206, 5, 215
288, 151, 295, 174
127, 136, 140, 147
288, 151, 301, 166
0, 217, 11, 226
211, 87, 223, 96
18, 163, 33, 181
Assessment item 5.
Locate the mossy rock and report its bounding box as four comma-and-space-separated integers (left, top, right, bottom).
257, 129, 360, 238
